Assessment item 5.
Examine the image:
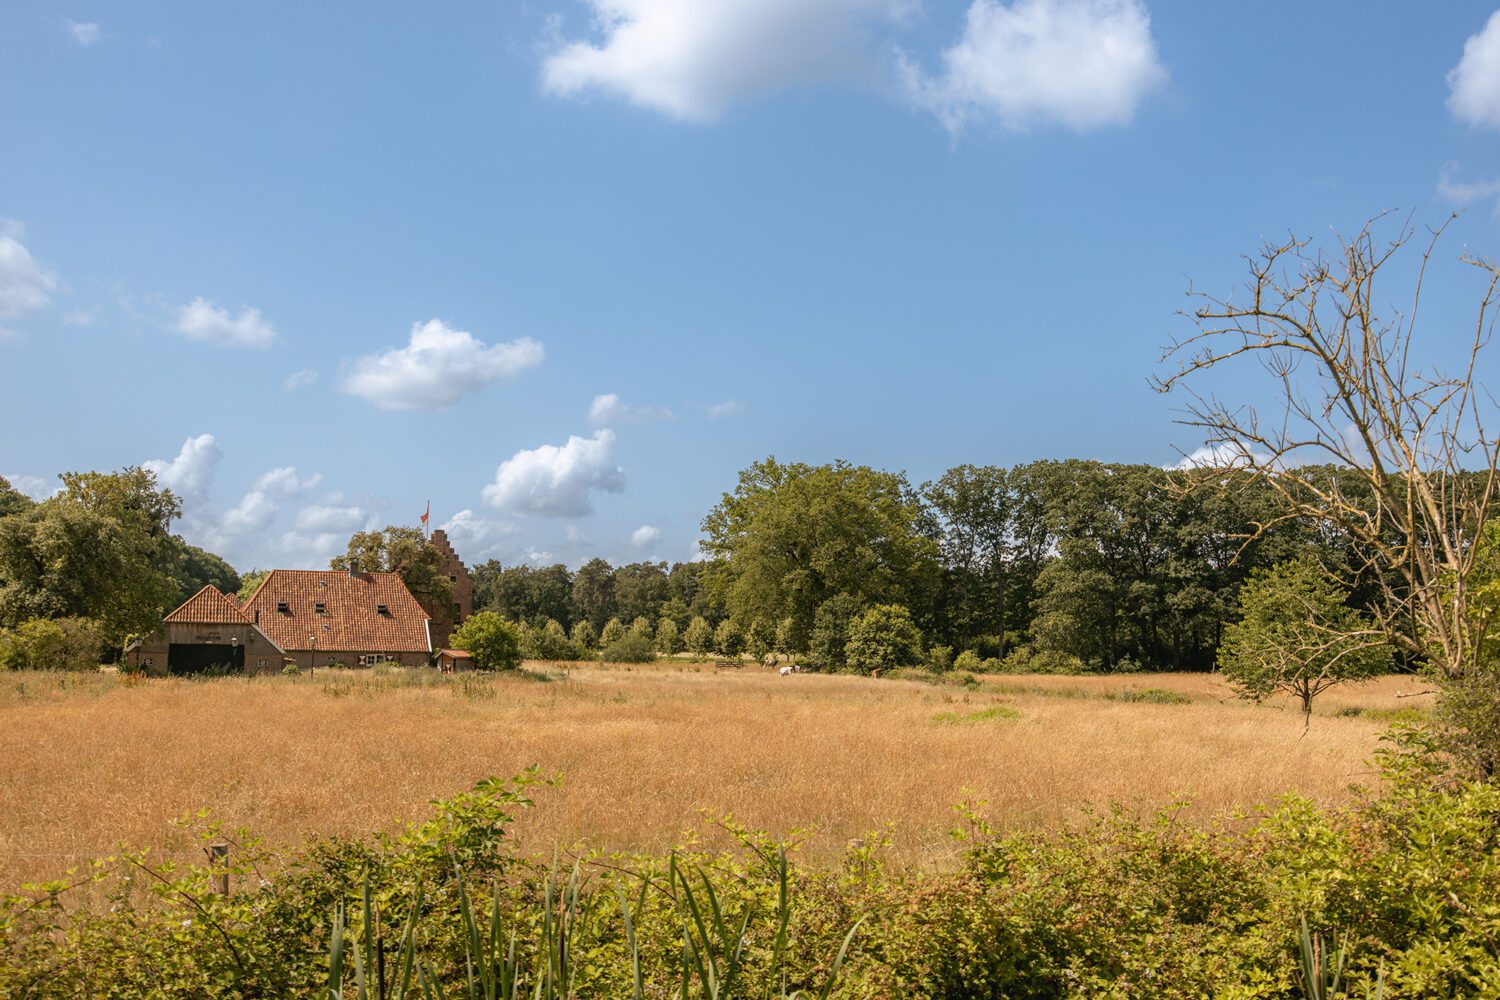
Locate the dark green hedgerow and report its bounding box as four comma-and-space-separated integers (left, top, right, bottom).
2, 736, 1498, 998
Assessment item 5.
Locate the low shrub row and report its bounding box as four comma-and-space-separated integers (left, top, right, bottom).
1, 738, 1496, 997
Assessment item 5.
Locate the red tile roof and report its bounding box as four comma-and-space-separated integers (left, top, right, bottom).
243, 569, 432, 653
165, 585, 251, 625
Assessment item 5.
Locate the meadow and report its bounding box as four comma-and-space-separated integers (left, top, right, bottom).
0, 662, 1431, 893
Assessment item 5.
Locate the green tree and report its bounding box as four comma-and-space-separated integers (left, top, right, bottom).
1219, 557, 1391, 728
570, 558, 616, 630
628, 616, 654, 642
0, 467, 182, 643
333, 527, 454, 618
683, 616, 713, 657
613, 562, 669, 624
701, 458, 941, 648
712, 619, 743, 657
655, 617, 681, 655
808, 594, 863, 672
0, 476, 37, 519
844, 604, 923, 673
166, 539, 240, 607
450, 611, 522, 671
236, 569, 270, 603
600, 617, 626, 647
570, 620, 598, 652
745, 618, 773, 661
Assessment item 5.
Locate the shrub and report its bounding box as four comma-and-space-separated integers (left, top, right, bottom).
628, 616, 654, 642
655, 617, 681, 654
450, 611, 522, 670
570, 620, 598, 652
522, 619, 582, 662
927, 645, 954, 673
808, 594, 862, 671
953, 649, 984, 673
683, 616, 713, 657
600, 633, 656, 663
844, 604, 923, 673
599, 617, 626, 647
712, 619, 744, 657
0, 617, 104, 670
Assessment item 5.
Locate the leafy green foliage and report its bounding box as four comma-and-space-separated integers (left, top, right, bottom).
655, 617, 681, 654
712, 620, 743, 657
1220, 557, 1392, 724
450, 611, 522, 670
844, 604, 923, 673
600, 633, 656, 663
684, 616, 713, 657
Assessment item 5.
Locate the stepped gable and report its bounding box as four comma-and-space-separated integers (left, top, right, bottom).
164, 585, 251, 625
243, 569, 432, 653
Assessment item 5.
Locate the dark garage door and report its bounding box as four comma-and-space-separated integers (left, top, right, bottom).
167, 643, 245, 676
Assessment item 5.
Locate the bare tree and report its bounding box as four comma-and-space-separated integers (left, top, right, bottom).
1154, 215, 1500, 681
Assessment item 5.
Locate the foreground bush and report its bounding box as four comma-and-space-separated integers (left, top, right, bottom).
2, 739, 1498, 997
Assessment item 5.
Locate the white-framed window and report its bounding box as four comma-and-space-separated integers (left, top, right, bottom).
357, 653, 392, 666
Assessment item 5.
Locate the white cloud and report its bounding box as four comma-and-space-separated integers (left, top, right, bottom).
700, 398, 747, 418
253, 466, 323, 496
279, 531, 346, 569
65, 19, 101, 46
295, 503, 367, 533
523, 547, 556, 566
1168, 443, 1272, 472
481, 429, 626, 517
629, 524, 661, 549
220, 490, 277, 535
541, 0, 912, 122
0, 230, 57, 321
900, 0, 1167, 133
173, 297, 278, 349
1449, 10, 1500, 130
342, 319, 544, 411
589, 392, 675, 425
1438, 163, 1500, 217
5, 473, 57, 500
440, 509, 519, 559
63, 309, 95, 327
283, 368, 318, 391
144, 433, 222, 502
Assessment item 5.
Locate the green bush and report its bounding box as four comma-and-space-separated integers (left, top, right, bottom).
600, 633, 656, 663
520, 618, 583, 662
953, 649, 984, 673
450, 611, 523, 670
844, 604, 923, 673
926, 645, 953, 673
0, 617, 104, 671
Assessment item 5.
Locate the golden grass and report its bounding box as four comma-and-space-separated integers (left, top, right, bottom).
0, 665, 1434, 890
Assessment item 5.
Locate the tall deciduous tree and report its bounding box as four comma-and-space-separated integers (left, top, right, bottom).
333, 526, 454, 615
701, 458, 940, 646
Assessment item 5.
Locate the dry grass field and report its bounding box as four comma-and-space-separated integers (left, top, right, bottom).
0, 663, 1434, 891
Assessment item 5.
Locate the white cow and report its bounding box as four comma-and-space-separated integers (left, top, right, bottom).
779, 664, 801, 676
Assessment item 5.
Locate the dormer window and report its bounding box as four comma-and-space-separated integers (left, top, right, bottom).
276, 601, 290, 614
376, 603, 389, 615
315, 601, 327, 614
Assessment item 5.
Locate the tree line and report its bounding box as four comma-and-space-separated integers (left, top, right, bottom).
453, 458, 1403, 674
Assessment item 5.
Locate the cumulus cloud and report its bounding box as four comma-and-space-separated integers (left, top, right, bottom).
279, 531, 346, 569
253, 466, 323, 495
541, 0, 911, 122
294, 503, 367, 533
1168, 443, 1272, 472
173, 297, 278, 349
144, 433, 222, 501
283, 368, 318, 391
481, 429, 626, 517
0, 227, 57, 323
65, 19, 101, 46
440, 509, 519, 559
220, 490, 277, 535
901, 0, 1167, 133
342, 319, 544, 411
629, 524, 661, 549
1449, 10, 1500, 130
5, 473, 57, 500
589, 392, 675, 425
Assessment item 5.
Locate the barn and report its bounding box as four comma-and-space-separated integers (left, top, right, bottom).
129, 560, 436, 675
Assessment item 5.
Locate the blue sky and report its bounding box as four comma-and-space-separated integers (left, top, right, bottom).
3, 0, 1500, 572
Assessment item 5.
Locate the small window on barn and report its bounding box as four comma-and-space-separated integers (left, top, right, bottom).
276, 601, 290, 614
376, 603, 389, 615
315, 601, 326, 614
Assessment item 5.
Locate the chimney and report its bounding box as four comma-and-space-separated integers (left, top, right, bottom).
349, 557, 360, 577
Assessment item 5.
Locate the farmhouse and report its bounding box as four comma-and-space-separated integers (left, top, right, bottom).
127, 528, 474, 675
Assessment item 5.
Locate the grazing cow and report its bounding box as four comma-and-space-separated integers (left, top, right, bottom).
779, 664, 801, 676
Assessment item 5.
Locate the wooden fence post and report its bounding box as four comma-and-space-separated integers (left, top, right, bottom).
206, 842, 230, 895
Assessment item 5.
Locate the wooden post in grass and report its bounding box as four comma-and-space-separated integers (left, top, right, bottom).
206, 842, 230, 895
